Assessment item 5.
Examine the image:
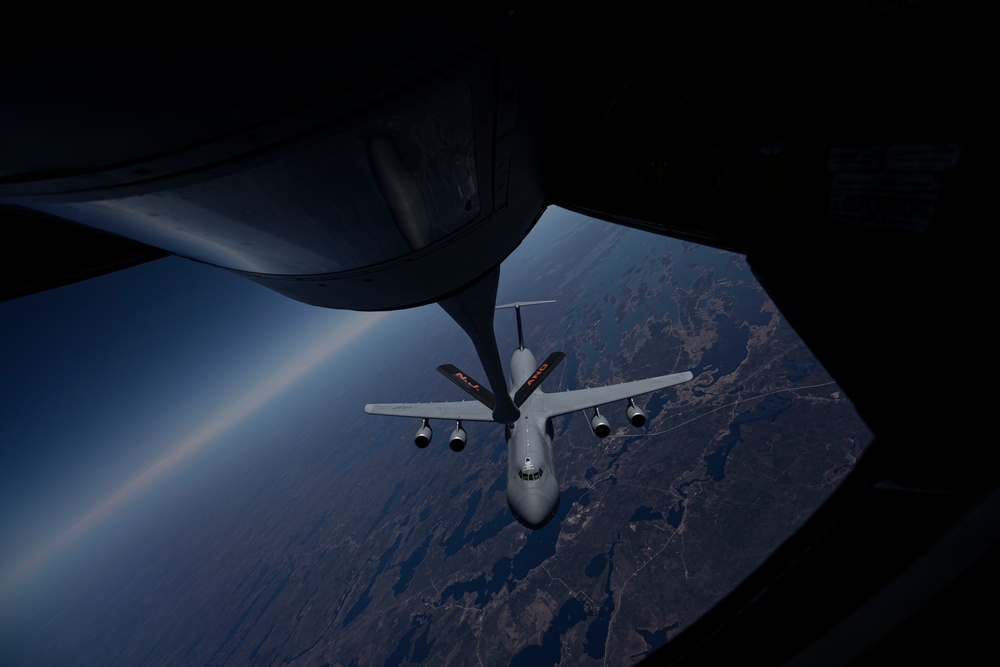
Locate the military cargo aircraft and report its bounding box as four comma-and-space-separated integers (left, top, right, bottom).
364, 300, 693, 527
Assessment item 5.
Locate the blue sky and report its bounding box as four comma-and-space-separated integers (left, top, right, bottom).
0, 235, 425, 596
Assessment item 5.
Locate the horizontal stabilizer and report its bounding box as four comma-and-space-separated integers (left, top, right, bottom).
437, 364, 497, 410
495, 299, 556, 310
514, 351, 566, 406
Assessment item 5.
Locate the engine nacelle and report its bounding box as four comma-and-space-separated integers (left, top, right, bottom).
590, 408, 610, 438
449, 421, 467, 452
626, 398, 646, 428
415, 419, 432, 448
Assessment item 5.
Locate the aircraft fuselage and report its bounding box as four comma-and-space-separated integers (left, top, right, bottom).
504, 347, 560, 527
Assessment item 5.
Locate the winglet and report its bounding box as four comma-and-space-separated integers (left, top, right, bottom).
436, 364, 497, 410
513, 351, 566, 406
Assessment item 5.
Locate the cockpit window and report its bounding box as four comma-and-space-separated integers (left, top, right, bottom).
519, 469, 543, 481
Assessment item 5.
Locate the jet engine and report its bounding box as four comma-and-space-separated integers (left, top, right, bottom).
590, 408, 610, 438
415, 419, 432, 448
626, 398, 646, 427
449, 421, 467, 452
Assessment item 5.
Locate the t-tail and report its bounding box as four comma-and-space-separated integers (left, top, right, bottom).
495, 300, 556, 351
495, 300, 565, 403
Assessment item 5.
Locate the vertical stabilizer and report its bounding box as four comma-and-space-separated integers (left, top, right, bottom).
495, 299, 556, 350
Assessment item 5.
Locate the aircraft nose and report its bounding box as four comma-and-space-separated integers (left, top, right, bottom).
509, 489, 556, 527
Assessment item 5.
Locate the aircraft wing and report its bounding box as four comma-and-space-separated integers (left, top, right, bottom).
532, 371, 694, 418
364, 400, 495, 422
